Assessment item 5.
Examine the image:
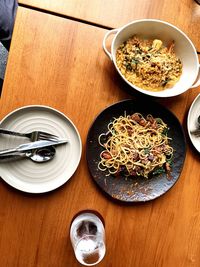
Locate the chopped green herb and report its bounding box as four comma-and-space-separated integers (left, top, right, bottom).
144, 148, 150, 154
131, 59, 139, 64
166, 157, 173, 166
152, 167, 165, 175
162, 127, 169, 136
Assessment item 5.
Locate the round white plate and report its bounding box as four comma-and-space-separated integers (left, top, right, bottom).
187, 93, 200, 153
0, 105, 82, 193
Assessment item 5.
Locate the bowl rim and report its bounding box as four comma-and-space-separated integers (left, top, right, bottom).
110, 19, 199, 97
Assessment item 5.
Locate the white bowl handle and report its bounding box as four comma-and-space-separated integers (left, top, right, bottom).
103, 28, 119, 61
191, 64, 200, 88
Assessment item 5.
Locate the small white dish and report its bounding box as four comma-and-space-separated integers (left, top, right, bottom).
0, 105, 82, 193
187, 93, 200, 153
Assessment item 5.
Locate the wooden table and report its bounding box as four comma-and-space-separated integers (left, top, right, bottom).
0, 5, 200, 267
18, 0, 200, 51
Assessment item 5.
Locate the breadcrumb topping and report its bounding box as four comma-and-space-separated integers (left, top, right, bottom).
116, 36, 182, 91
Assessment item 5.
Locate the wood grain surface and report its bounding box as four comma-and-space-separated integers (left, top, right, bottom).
0, 6, 200, 267
18, 0, 200, 51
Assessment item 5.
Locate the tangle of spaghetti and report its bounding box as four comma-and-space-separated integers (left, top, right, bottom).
98, 113, 173, 178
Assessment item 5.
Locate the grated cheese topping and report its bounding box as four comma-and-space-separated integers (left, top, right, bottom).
116, 36, 182, 92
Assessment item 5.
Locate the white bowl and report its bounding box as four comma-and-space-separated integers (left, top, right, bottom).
103, 19, 200, 97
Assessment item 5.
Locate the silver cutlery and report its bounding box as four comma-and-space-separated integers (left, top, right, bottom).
190, 115, 200, 137
27, 146, 56, 162
191, 129, 200, 137
0, 128, 59, 141
0, 139, 68, 156
0, 146, 56, 163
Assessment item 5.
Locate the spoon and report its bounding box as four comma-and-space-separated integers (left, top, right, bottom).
26, 146, 56, 162
0, 146, 56, 163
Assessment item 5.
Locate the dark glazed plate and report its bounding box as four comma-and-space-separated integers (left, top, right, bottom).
86, 99, 186, 202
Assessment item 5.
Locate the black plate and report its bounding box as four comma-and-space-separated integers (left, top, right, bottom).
86, 99, 186, 202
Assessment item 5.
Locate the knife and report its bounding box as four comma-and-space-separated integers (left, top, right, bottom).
0, 139, 68, 156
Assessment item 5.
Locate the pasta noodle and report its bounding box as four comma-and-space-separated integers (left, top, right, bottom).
98, 113, 173, 178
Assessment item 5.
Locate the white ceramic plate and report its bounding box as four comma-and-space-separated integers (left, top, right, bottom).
187, 93, 200, 153
0, 105, 82, 193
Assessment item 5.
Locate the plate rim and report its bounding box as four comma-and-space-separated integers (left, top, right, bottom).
0, 104, 82, 193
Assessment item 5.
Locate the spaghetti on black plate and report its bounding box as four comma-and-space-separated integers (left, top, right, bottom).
98, 112, 173, 179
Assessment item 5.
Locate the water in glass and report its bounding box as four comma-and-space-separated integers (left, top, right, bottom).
70, 212, 106, 266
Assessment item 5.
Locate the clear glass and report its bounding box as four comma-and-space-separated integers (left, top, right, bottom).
70, 211, 106, 266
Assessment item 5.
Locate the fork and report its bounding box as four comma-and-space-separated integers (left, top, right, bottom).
0, 128, 60, 141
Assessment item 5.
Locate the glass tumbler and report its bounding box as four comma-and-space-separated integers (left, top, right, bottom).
70, 211, 106, 266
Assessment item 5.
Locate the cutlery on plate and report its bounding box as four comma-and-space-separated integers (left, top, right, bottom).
190, 115, 200, 137
0, 146, 56, 163
0, 139, 68, 156
191, 129, 200, 137
0, 128, 59, 141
